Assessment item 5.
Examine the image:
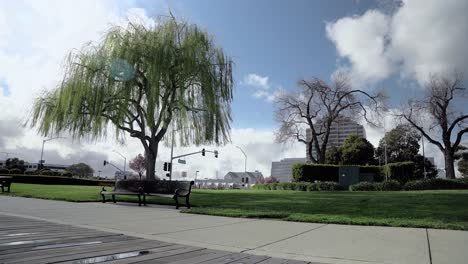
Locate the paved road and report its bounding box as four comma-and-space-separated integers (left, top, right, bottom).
0, 196, 467, 264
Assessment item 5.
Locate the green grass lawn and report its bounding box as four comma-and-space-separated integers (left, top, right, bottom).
2, 183, 468, 230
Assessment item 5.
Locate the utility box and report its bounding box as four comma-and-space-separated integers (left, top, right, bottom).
339, 166, 360, 189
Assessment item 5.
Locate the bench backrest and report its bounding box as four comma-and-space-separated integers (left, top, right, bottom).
115, 180, 194, 194
0, 176, 12, 186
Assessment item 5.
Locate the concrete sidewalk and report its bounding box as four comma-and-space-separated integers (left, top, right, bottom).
0, 196, 466, 264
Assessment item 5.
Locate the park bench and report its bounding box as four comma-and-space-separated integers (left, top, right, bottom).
0, 176, 12, 193
100, 180, 194, 209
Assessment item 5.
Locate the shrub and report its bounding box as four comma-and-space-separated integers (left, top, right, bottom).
24, 171, 37, 175
292, 163, 339, 183
0, 168, 10, 175
350, 181, 376, 191
61, 171, 73, 177
385, 162, 416, 183
403, 179, 468, 190
316, 181, 344, 191
8, 168, 22, 175
11, 175, 113, 186
40, 170, 62, 176
360, 165, 385, 182
377, 180, 402, 191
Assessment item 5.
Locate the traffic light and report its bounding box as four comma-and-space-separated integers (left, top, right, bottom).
103, 160, 108, 166
214, 150, 218, 158
202, 148, 205, 156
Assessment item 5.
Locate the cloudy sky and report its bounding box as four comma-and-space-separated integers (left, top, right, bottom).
0, 0, 467, 179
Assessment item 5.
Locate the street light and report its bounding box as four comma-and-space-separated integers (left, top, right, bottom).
112, 150, 127, 177
195, 170, 199, 180
40, 137, 66, 169
235, 146, 247, 173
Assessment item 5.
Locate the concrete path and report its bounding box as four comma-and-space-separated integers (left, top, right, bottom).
0, 196, 467, 264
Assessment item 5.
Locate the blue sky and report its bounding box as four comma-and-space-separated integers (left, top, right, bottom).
137, 0, 401, 128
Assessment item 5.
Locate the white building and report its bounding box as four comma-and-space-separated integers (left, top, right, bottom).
0, 160, 68, 172
224, 171, 264, 185
270, 158, 306, 182
306, 117, 366, 162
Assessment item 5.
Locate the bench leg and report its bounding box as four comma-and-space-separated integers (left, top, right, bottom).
7, 185, 10, 193
143, 194, 147, 206
186, 196, 190, 209
174, 195, 179, 209
137, 195, 142, 206
112, 195, 116, 203
101, 193, 106, 203
1, 186, 3, 193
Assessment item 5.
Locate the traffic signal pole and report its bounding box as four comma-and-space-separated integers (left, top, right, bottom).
166, 149, 219, 181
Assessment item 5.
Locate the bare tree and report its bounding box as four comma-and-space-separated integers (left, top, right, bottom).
275, 73, 384, 163
399, 72, 467, 179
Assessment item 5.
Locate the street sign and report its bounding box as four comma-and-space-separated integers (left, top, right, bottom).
178, 159, 186, 164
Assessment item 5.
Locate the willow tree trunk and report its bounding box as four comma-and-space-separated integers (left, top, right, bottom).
145, 141, 159, 181
444, 152, 456, 179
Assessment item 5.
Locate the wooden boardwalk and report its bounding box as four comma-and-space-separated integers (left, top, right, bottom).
0, 215, 313, 264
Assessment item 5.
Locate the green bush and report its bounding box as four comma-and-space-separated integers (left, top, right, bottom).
377, 180, 402, 191
251, 182, 343, 192
0, 168, 10, 175
24, 171, 37, 175
39, 170, 62, 176
11, 175, 113, 186
385, 162, 416, 183
350, 181, 376, 191
8, 168, 22, 175
61, 172, 73, 177
292, 163, 339, 182
403, 179, 468, 190
360, 165, 385, 182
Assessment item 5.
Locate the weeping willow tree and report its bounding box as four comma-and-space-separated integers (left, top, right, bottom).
29, 17, 234, 180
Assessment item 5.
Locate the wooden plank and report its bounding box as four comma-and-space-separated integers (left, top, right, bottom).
136, 248, 217, 264
56, 243, 200, 264
201, 253, 252, 264
164, 249, 232, 264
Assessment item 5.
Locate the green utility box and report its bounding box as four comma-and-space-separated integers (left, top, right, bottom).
339, 166, 360, 189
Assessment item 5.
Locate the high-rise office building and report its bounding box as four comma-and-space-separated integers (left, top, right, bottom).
306, 118, 366, 162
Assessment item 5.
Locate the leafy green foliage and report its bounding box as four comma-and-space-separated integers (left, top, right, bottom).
67, 163, 94, 177
5, 158, 25, 172
10, 175, 113, 186
384, 162, 416, 183
458, 153, 468, 177
253, 182, 344, 191
350, 180, 401, 191
325, 146, 342, 164
291, 163, 340, 182
376, 124, 421, 163
340, 135, 376, 165
403, 179, 468, 190
0, 168, 9, 174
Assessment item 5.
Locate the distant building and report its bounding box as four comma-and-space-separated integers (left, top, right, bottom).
271, 158, 306, 182
224, 171, 264, 185
0, 160, 68, 172
306, 117, 366, 162
114, 170, 134, 179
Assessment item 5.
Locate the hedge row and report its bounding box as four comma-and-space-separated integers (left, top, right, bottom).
291, 162, 418, 184
252, 182, 344, 191
9, 175, 114, 186
0, 169, 74, 177
350, 179, 468, 191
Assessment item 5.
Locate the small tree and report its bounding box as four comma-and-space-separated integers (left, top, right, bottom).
376, 124, 421, 163
340, 135, 376, 165
325, 146, 342, 165
5, 158, 25, 173
67, 163, 94, 178
129, 154, 146, 179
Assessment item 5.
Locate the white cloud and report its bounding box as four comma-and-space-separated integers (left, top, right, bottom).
326, 0, 468, 85
243, 73, 270, 89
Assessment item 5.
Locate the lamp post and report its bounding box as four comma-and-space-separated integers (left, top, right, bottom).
112, 150, 127, 178
235, 146, 247, 173
40, 137, 66, 169
195, 170, 199, 180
